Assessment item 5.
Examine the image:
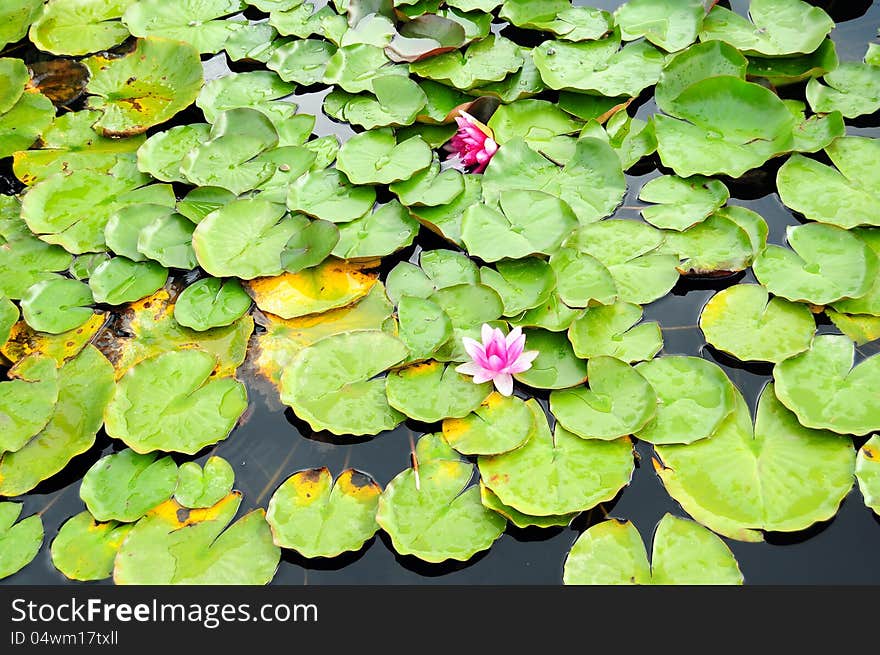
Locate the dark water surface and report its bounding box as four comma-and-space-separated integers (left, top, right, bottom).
4, 1, 880, 585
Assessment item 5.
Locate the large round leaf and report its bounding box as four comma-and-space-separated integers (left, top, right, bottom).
20, 278, 93, 334
806, 58, 880, 119
105, 204, 175, 262
0, 0, 43, 50
80, 448, 178, 522
386, 360, 491, 423
614, 0, 705, 53
84, 37, 203, 137
122, 0, 246, 54
136, 212, 197, 269
332, 200, 419, 260
324, 75, 427, 129
409, 35, 523, 90
699, 284, 815, 363
0, 355, 58, 454
512, 328, 588, 390
323, 44, 406, 93
376, 438, 506, 562
638, 174, 729, 231
336, 128, 432, 185
174, 278, 252, 332
114, 493, 279, 584
267, 468, 381, 558
287, 168, 376, 223
0, 503, 43, 580
280, 330, 408, 436
662, 208, 766, 275
174, 456, 234, 509
753, 223, 877, 306
50, 511, 133, 581
568, 302, 662, 364
89, 257, 168, 306
563, 514, 743, 585
655, 383, 855, 542
856, 435, 880, 516
479, 483, 576, 529
773, 334, 880, 436
442, 391, 532, 456
480, 258, 555, 317
396, 295, 452, 362
479, 399, 634, 515
196, 70, 295, 123
104, 349, 248, 454
549, 356, 655, 440
832, 229, 880, 317
29, 0, 132, 56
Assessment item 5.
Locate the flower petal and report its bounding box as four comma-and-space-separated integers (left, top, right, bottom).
455, 361, 483, 377
472, 370, 495, 384
462, 337, 484, 361
493, 373, 514, 396
481, 323, 494, 345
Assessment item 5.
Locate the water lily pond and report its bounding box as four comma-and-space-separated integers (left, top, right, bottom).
1, 0, 879, 585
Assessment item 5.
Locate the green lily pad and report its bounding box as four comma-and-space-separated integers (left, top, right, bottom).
50, 512, 133, 581
410, 173, 481, 244
104, 349, 248, 454
753, 223, 878, 306
483, 137, 625, 225
271, 2, 347, 42
488, 98, 582, 148
84, 37, 203, 137
287, 168, 376, 223
175, 457, 235, 509
80, 448, 178, 522
280, 215, 339, 273
268, 38, 337, 85
136, 124, 211, 184
776, 137, 880, 229
833, 229, 880, 317
114, 493, 279, 584
511, 328, 587, 390
0, 503, 43, 580
324, 75, 428, 129
479, 258, 555, 317
386, 360, 491, 423
826, 310, 880, 347
661, 209, 766, 275
20, 278, 93, 334
509, 291, 582, 332
655, 383, 855, 542
68, 253, 110, 280
177, 187, 236, 224
639, 175, 729, 231
136, 212, 196, 269
748, 38, 838, 87
29, 0, 133, 56
173, 278, 252, 332
0, 89, 55, 159
431, 283, 504, 329
563, 514, 743, 585
614, 0, 704, 53
699, 0, 834, 56
336, 128, 432, 185
0, 345, 114, 497
480, 399, 634, 515
390, 156, 465, 208
0, 229, 73, 300
89, 257, 168, 306
377, 435, 505, 562
197, 70, 296, 124
479, 483, 576, 528
192, 198, 296, 280
0, 355, 58, 453
332, 200, 419, 260
634, 356, 735, 445
123, 0, 246, 54
0, 59, 29, 112
549, 355, 656, 440
267, 467, 381, 558
699, 284, 815, 364
461, 190, 577, 262
774, 334, 880, 436
281, 330, 408, 435
396, 295, 452, 362
0, 0, 43, 50
533, 35, 665, 97
410, 35, 522, 90
385, 14, 467, 63
470, 47, 545, 102
568, 302, 662, 364
593, 110, 658, 170
500, 1, 610, 41
856, 435, 880, 516
0, 296, 17, 347
181, 108, 279, 195
441, 391, 532, 456
323, 43, 406, 93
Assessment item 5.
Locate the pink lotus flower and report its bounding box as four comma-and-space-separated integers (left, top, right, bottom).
444, 111, 498, 174
455, 324, 539, 397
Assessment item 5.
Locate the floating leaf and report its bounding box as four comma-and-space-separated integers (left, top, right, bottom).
699, 0, 834, 56
391, 155, 465, 207
268, 38, 336, 85
0, 297, 17, 347
753, 223, 877, 306
856, 435, 880, 516
0, 355, 58, 453
500, 1, 610, 41
136, 212, 197, 269
563, 514, 742, 585
89, 257, 168, 306
1, 314, 104, 367
287, 168, 376, 223
568, 302, 662, 364
177, 187, 236, 224
385, 14, 467, 63
510, 328, 586, 390
84, 37, 203, 137
0, 503, 43, 580
431, 283, 503, 329
20, 278, 93, 334
281, 330, 408, 435
410, 35, 523, 90
479, 258, 555, 317
776, 137, 880, 229
29, 0, 133, 56
833, 229, 880, 317
634, 356, 735, 445
662, 208, 767, 275
699, 284, 815, 363
80, 448, 178, 522
123, 0, 247, 54
50, 512, 133, 581
549, 356, 655, 440
105, 349, 247, 454
175, 457, 235, 509
377, 435, 505, 562
324, 75, 427, 129
748, 38, 838, 86
114, 493, 280, 584
323, 43, 405, 93
509, 291, 582, 333
267, 468, 381, 558
442, 392, 532, 456
387, 360, 491, 422
0, 0, 43, 50
479, 483, 575, 529
654, 384, 855, 542
826, 310, 880, 347
0, 346, 114, 497
197, 70, 296, 123
174, 278, 252, 332
0, 88, 56, 160
332, 201, 419, 260
774, 334, 880, 436
639, 175, 729, 231
480, 399, 634, 515
336, 128, 432, 185
137, 124, 211, 184
396, 295, 452, 362
614, 0, 704, 52
0, 228, 74, 300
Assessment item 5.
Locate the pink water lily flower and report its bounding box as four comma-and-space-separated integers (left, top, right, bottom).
444, 111, 498, 174
455, 324, 539, 397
